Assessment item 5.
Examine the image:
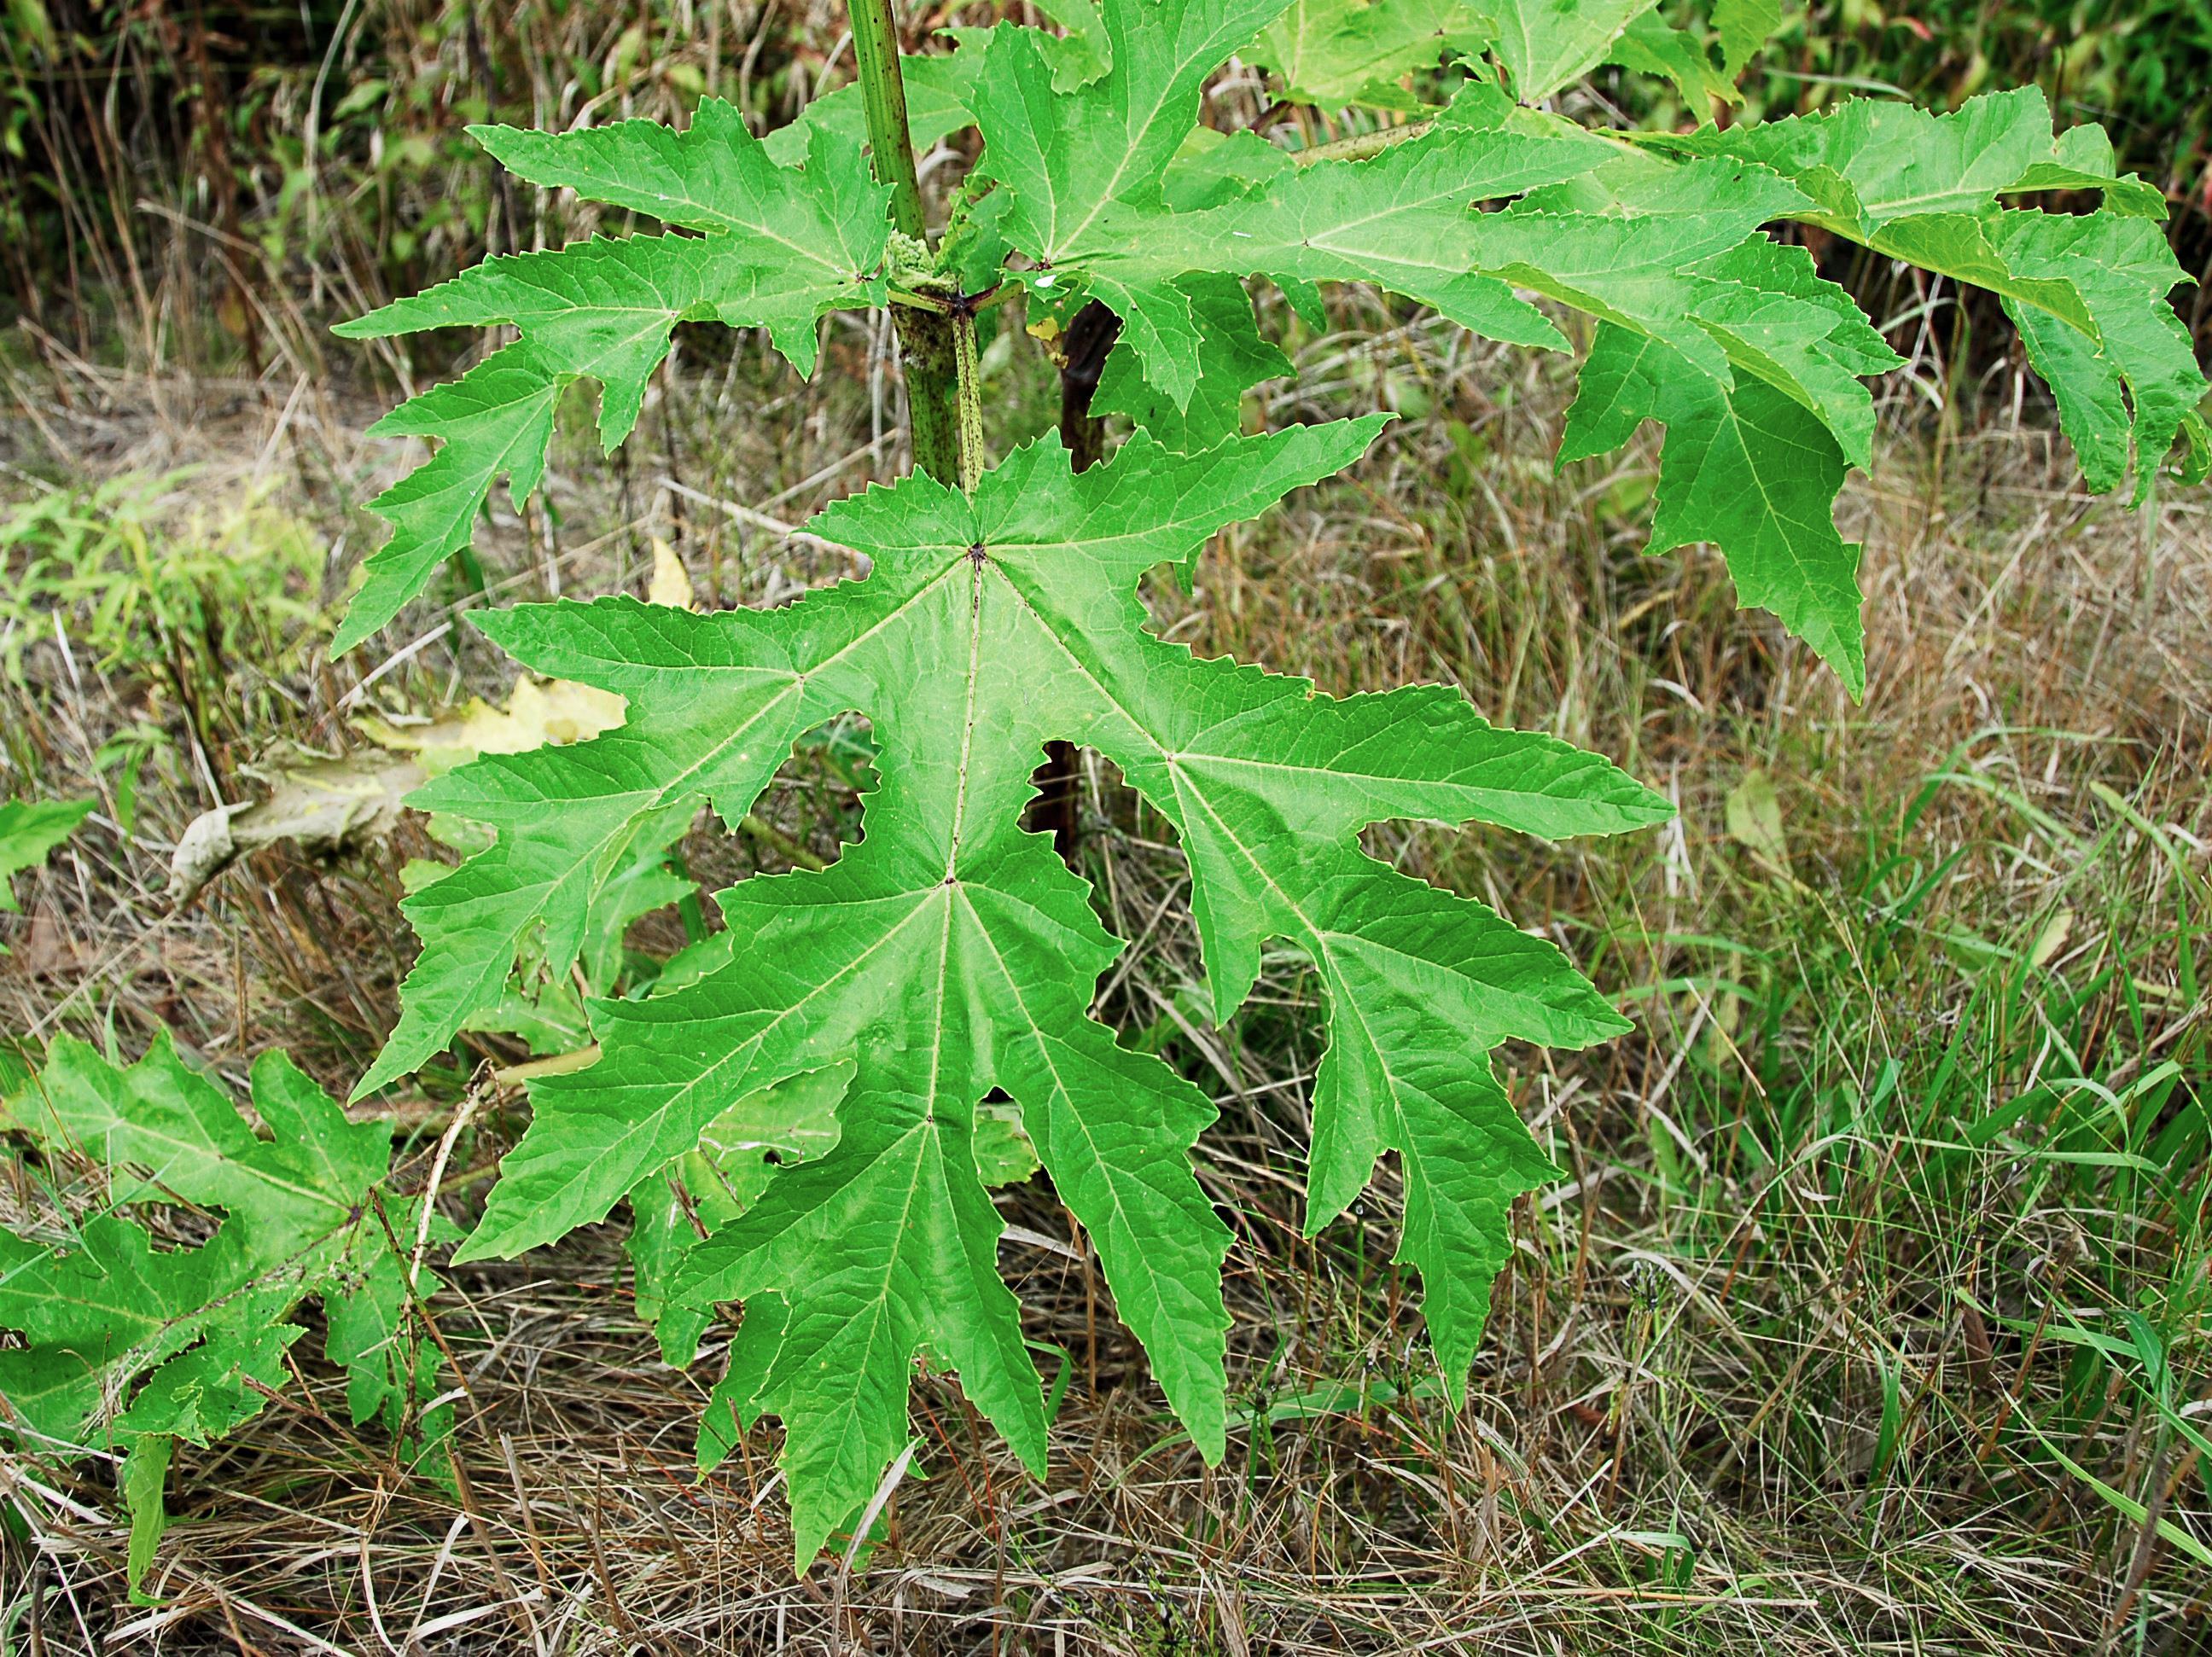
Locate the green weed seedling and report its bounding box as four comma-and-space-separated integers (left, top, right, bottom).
0, 796, 92, 934
0, 1036, 451, 1592
327, 0, 2206, 1569
0, 472, 327, 693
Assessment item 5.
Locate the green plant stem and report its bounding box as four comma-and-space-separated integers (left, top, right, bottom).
667, 846, 709, 944
451, 539, 488, 602
1289, 119, 1434, 166
739, 811, 830, 873
952, 308, 987, 493
847, 0, 959, 484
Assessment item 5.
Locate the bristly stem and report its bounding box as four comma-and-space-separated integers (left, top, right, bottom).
848, 0, 926, 242
952, 306, 987, 494
847, 0, 959, 483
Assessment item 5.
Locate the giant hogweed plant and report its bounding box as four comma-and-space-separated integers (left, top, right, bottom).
311, 0, 2206, 1567
0, 1037, 451, 1589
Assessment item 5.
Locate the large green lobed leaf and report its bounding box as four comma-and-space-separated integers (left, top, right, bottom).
965, 6, 2202, 694
371, 420, 1667, 1563
331, 108, 893, 652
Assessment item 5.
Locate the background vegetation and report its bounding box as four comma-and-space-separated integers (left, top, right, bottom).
1, 0, 2208, 1651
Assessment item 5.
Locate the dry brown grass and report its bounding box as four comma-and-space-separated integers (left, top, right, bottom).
1, 298, 2209, 1654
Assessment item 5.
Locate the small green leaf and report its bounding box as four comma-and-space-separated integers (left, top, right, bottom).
1606, 12, 1738, 113
121, 1433, 172, 1595
114, 1323, 305, 1444
1246, 0, 1489, 110
764, 50, 987, 166
0, 796, 93, 915
1724, 767, 1790, 869
1562, 323, 1867, 695
1092, 272, 1291, 448
1480, 0, 1659, 102
1994, 212, 2211, 499
972, 1098, 1043, 1187
1710, 0, 1778, 77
